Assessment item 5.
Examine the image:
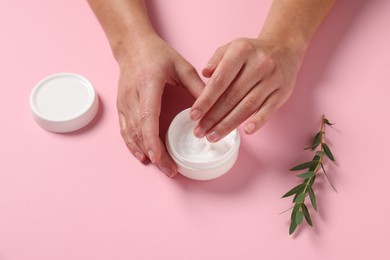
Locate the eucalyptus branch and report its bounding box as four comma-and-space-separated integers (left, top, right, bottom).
282, 115, 336, 235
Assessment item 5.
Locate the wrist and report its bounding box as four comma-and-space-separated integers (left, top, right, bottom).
257, 31, 308, 62
112, 29, 159, 66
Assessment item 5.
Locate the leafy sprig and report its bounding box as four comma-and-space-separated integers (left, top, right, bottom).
282, 115, 336, 235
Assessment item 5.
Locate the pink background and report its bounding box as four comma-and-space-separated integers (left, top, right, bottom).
1, 0, 390, 259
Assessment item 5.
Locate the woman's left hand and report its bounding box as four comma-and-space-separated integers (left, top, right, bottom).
189, 37, 305, 142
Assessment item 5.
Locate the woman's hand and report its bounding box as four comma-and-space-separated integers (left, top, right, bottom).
189, 37, 304, 142
88, 0, 336, 178
117, 34, 204, 177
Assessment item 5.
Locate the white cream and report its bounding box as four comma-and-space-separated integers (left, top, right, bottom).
173, 119, 236, 163
166, 108, 240, 181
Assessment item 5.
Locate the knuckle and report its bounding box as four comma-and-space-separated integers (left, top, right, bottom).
211, 73, 226, 90
232, 38, 255, 56
125, 140, 136, 153
254, 113, 266, 125
143, 133, 154, 145
259, 53, 275, 69
199, 97, 213, 110
117, 89, 135, 109
184, 65, 197, 76
231, 38, 246, 47
215, 46, 225, 55
139, 109, 152, 123
241, 99, 258, 113
130, 128, 141, 141
225, 90, 241, 107
136, 67, 166, 87
265, 97, 283, 114
213, 119, 236, 137
214, 123, 229, 136
120, 126, 140, 143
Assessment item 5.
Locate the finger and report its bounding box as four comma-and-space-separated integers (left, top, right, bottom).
122, 92, 154, 159
127, 112, 150, 157
118, 111, 146, 162
156, 139, 178, 178
190, 49, 245, 121
202, 45, 228, 78
205, 81, 276, 142
244, 90, 290, 135
194, 60, 272, 137
176, 62, 205, 99
138, 77, 165, 164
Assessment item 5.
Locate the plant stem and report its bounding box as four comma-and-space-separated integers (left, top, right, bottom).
303, 115, 326, 194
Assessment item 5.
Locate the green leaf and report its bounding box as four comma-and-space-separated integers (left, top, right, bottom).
310, 175, 316, 186
304, 174, 314, 184
289, 219, 298, 235
301, 203, 313, 226
308, 187, 317, 211
305, 175, 316, 188
291, 204, 299, 219
293, 193, 299, 203
289, 204, 300, 235
282, 184, 306, 198
312, 132, 322, 149
320, 163, 338, 193
316, 151, 325, 157
291, 204, 300, 220
322, 143, 335, 161
297, 171, 315, 179
324, 118, 334, 126
290, 160, 319, 171
295, 210, 304, 225
312, 155, 321, 161
304, 132, 322, 150
309, 155, 321, 171
295, 192, 306, 204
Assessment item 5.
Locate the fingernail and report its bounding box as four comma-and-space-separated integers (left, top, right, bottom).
190, 109, 202, 121
194, 126, 206, 138
148, 150, 156, 163
207, 131, 220, 143
162, 167, 173, 178
245, 123, 256, 134
134, 151, 143, 161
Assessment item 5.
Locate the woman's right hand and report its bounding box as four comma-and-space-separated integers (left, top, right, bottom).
116, 33, 205, 177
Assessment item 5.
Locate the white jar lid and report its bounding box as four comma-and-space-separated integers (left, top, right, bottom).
30, 73, 99, 133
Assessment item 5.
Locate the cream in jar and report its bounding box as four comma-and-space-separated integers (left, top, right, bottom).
166, 108, 240, 180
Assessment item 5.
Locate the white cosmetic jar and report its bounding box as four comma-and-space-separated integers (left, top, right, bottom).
166, 108, 240, 180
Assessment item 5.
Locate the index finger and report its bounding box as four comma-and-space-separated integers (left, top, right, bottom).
138, 77, 165, 163
189, 50, 245, 121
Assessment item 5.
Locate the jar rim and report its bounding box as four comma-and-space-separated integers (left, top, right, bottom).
166, 108, 240, 169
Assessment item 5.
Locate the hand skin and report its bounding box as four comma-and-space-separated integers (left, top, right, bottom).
190, 0, 337, 143
87, 0, 205, 177
87, 0, 336, 178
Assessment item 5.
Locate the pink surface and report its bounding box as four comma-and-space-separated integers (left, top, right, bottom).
1, 0, 390, 259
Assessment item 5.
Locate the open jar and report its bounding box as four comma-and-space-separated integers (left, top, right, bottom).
166, 108, 240, 180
